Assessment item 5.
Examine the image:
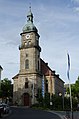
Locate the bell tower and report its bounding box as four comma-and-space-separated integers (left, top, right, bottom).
15, 7, 42, 105
19, 7, 41, 75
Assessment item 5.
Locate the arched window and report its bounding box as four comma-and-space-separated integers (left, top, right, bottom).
25, 59, 29, 69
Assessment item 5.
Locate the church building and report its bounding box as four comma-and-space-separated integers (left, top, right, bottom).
12, 7, 64, 106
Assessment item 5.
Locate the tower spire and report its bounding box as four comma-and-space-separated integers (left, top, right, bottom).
27, 5, 33, 23
29, 3, 31, 12
22, 6, 38, 33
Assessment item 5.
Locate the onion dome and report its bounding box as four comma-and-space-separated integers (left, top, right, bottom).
22, 6, 38, 33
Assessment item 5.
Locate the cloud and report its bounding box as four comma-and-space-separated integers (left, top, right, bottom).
71, 0, 79, 4
74, 6, 79, 12
71, 0, 79, 12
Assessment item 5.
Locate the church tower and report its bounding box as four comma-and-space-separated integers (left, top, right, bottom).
13, 7, 42, 106
19, 7, 41, 76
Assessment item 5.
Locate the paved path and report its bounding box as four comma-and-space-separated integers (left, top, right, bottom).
71, 111, 79, 119
3, 107, 62, 119
54, 111, 79, 119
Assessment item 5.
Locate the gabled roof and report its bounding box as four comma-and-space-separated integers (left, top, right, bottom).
40, 58, 55, 76
40, 58, 64, 83
12, 74, 19, 79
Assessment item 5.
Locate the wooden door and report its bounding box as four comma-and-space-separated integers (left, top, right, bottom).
23, 93, 29, 106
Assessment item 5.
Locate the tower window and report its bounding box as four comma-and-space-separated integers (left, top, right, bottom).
25, 78, 28, 82
25, 82, 28, 88
25, 59, 29, 69
26, 54, 28, 57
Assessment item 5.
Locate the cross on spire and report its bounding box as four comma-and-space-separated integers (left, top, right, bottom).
29, 3, 31, 12
27, 4, 33, 23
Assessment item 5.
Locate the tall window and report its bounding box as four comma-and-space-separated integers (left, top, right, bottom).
25, 82, 28, 88
25, 78, 28, 89
25, 59, 29, 69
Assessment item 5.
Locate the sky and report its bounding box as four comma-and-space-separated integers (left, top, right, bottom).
0, 0, 79, 84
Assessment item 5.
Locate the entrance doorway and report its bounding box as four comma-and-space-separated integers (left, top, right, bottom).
23, 93, 30, 106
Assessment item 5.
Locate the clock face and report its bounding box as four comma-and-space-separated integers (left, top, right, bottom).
26, 34, 30, 39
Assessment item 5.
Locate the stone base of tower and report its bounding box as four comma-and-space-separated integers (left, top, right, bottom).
12, 73, 42, 106
13, 92, 37, 106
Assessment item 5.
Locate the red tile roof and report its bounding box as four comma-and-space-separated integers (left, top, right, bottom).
40, 58, 55, 76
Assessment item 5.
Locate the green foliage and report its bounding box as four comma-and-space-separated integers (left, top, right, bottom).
36, 88, 43, 106
64, 97, 70, 110
35, 76, 79, 111
72, 97, 78, 110
75, 77, 79, 100
51, 94, 64, 110
36, 89, 50, 108
43, 93, 50, 108
65, 76, 79, 110
66, 76, 79, 102
0, 78, 13, 98
35, 90, 78, 111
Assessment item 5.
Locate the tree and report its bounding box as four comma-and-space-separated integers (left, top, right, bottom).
51, 94, 63, 110
36, 89, 50, 108
36, 88, 43, 106
43, 92, 50, 108
0, 78, 13, 101
75, 77, 79, 100
67, 77, 79, 99
66, 76, 79, 110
